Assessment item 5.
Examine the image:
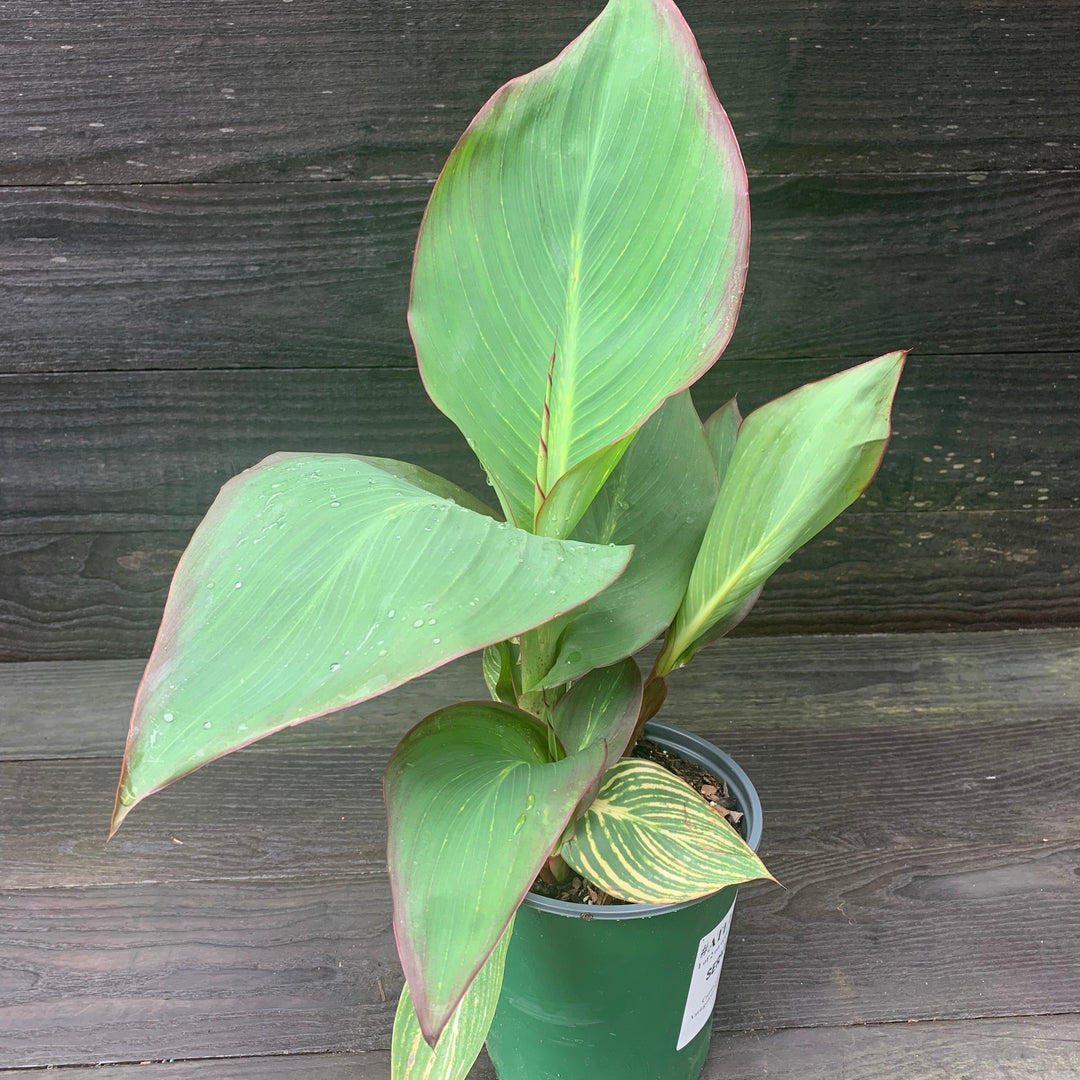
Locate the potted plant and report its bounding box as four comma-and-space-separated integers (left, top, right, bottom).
110, 0, 904, 1077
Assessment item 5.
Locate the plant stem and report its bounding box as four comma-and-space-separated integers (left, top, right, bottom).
517, 615, 569, 717
625, 672, 667, 754
545, 852, 572, 883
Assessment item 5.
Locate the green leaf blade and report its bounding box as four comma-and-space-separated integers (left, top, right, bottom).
551, 657, 643, 759
392, 918, 514, 1080
385, 702, 608, 1044
536, 391, 719, 688
410, 0, 749, 529
560, 758, 773, 904
701, 396, 742, 484
659, 351, 906, 672
113, 454, 630, 832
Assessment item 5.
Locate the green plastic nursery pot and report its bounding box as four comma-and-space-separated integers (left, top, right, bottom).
485, 721, 763, 1080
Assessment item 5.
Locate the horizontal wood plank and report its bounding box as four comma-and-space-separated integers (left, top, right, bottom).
0, 876, 403, 1066
0, 654, 486, 760
2, 632, 1076, 1067
2, 509, 1076, 659
705, 1015, 1080, 1080
4, 1015, 1080, 1078
3, 356, 1077, 534
0, 0, 1076, 184
4, 712, 1078, 889
3, 629, 1077, 758
1, 174, 1076, 374
1, 842, 1077, 1066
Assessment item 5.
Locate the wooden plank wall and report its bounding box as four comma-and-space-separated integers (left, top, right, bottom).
1, 0, 1078, 660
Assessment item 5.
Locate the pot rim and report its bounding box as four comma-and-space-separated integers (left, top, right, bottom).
523, 720, 763, 920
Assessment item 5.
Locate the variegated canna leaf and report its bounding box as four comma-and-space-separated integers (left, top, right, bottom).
560, 758, 772, 903
391, 918, 514, 1080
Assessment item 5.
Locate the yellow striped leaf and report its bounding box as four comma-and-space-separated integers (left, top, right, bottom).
391, 918, 513, 1080
560, 758, 773, 903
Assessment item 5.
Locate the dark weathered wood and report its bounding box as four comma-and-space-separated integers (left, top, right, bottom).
722, 840, 1080, 1030
5, 1015, 1079, 1078
5, 629, 1076, 759
4, 712, 1078, 889
2, 632, 1077, 1066
2, 509, 1076, 659
0, 654, 486, 759
0, 876, 402, 1067
2, 174, 1076, 375
0, 1052, 399, 1078
704, 1016, 1080, 1080
2, 842, 1077, 1067
0, 0, 1076, 184
3, 356, 1077, 534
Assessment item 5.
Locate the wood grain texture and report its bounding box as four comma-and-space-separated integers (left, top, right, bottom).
4, 1015, 1080, 1078
1, 174, 1076, 375
4, 713, 1078, 889
4, 629, 1075, 759
1, 843, 1077, 1066
0, 654, 486, 759
3, 356, 1077, 533
1, 0, 1076, 184
2, 631, 1077, 1067
0, 1053, 395, 1079
3, 508, 1076, 659
704, 1016, 1080, 1080
0, 876, 402, 1067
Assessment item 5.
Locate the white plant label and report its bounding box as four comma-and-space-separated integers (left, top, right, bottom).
676, 904, 734, 1050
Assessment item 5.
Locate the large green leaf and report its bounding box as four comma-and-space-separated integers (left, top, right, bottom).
391, 918, 514, 1080
385, 702, 608, 1044
560, 758, 772, 903
112, 454, 630, 833
657, 352, 906, 674
532, 391, 719, 689
410, 0, 749, 531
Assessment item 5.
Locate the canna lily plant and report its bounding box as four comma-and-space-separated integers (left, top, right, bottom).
111, 0, 905, 1075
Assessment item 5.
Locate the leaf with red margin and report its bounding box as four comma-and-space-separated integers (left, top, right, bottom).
410, 0, 750, 530
111, 453, 629, 834
385, 702, 608, 1045
658, 352, 907, 673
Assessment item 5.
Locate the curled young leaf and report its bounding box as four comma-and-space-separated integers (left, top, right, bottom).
658, 351, 906, 673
